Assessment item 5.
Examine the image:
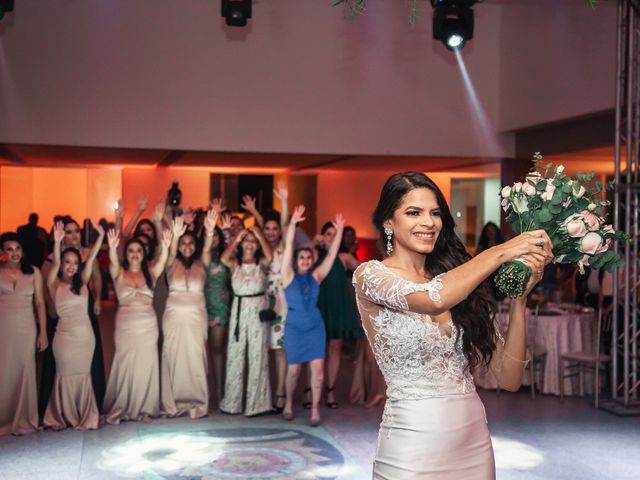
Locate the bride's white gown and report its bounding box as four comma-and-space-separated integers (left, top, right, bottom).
353, 261, 496, 480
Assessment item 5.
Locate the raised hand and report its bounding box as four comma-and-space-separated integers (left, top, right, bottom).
210, 198, 226, 215
520, 252, 547, 297
137, 192, 148, 212
171, 216, 187, 238
91, 219, 105, 238
152, 197, 166, 222
53, 221, 65, 243
240, 195, 257, 213
220, 213, 232, 230
291, 205, 306, 224
274, 181, 288, 202
332, 213, 345, 232
114, 200, 125, 220
249, 225, 263, 239
107, 229, 120, 250
204, 209, 218, 233
161, 229, 172, 249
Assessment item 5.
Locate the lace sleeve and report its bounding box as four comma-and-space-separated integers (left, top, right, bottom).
353, 261, 444, 312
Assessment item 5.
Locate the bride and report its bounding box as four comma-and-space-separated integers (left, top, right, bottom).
353, 172, 552, 479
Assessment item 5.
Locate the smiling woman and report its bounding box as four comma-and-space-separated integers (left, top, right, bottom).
353, 171, 553, 479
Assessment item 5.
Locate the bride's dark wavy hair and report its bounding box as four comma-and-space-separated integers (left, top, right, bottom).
372, 171, 497, 371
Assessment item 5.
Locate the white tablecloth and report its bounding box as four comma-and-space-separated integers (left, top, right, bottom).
474, 308, 595, 396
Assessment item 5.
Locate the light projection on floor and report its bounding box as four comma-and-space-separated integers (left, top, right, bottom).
492, 435, 545, 470
97, 424, 365, 479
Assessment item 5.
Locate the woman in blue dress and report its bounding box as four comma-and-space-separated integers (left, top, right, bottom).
281, 205, 345, 426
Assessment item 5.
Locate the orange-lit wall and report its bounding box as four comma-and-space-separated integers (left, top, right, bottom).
0, 166, 121, 233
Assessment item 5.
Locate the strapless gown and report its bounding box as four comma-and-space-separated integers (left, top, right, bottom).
353, 261, 495, 480
161, 262, 209, 418
103, 275, 159, 423
43, 284, 98, 430
0, 270, 40, 435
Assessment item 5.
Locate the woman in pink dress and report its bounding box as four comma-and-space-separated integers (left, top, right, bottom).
0, 233, 48, 435
102, 228, 171, 424
353, 172, 552, 479
43, 220, 104, 431
160, 212, 217, 419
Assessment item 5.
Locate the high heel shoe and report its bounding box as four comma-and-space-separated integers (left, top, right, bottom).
273, 394, 286, 414
325, 386, 338, 409
302, 387, 312, 410
309, 414, 321, 427
283, 410, 294, 421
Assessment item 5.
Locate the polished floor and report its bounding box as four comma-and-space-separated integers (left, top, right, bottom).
1, 388, 639, 480
2, 299, 639, 479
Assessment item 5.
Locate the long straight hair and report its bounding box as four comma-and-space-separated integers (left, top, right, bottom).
372, 171, 497, 371
123, 237, 154, 290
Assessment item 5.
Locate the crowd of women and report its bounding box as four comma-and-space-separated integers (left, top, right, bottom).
0, 184, 385, 435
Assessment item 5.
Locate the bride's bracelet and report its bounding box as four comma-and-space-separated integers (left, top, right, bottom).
503, 350, 529, 367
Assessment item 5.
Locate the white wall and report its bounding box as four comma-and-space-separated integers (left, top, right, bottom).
0, 0, 510, 157
498, 0, 617, 131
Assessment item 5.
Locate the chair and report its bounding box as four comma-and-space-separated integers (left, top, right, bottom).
559, 309, 611, 408
525, 304, 547, 399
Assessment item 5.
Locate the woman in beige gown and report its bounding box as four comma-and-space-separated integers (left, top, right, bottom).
0, 233, 48, 436
43, 220, 104, 431
102, 229, 171, 424
161, 212, 217, 418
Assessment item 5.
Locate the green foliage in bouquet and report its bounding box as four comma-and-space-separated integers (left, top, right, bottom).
496, 153, 627, 298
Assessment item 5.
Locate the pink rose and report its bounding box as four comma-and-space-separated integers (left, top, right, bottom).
501, 198, 510, 212
556, 165, 565, 174
563, 215, 587, 238
579, 232, 604, 255
596, 238, 612, 255
602, 224, 615, 235
522, 183, 537, 196
513, 182, 523, 193
501, 186, 512, 198
526, 171, 543, 184
540, 182, 556, 201
579, 210, 600, 232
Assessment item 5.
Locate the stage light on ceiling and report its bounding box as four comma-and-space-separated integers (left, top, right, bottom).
221, 0, 252, 27
0, 0, 14, 21
431, 0, 477, 52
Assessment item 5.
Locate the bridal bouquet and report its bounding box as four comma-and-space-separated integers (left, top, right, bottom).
496, 153, 626, 298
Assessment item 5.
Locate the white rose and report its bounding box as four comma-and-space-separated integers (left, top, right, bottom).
522, 183, 537, 196
501, 198, 510, 212
556, 165, 565, 174
512, 196, 529, 213
579, 232, 604, 255
574, 185, 586, 198
501, 186, 512, 198
588, 203, 596, 211
513, 182, 523, 193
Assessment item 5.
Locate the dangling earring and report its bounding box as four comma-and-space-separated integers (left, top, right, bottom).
384, 226, 393, 256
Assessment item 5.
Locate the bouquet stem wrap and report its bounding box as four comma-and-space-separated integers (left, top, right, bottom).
495, 259, 532, 298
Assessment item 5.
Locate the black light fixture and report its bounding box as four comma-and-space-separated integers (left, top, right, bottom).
221, 0, 252, 27
0, 0, 14, 21
431, 0, 477, 51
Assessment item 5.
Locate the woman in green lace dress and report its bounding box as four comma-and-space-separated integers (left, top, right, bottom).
205, 226, 231, 409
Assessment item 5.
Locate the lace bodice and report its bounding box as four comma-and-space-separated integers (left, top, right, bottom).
353, 260, 475, 400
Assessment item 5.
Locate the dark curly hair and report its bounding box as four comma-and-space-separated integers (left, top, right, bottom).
176, 231, 202, 269
372, 171, 497, 371
0, 233, 34, 274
